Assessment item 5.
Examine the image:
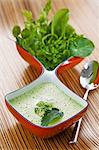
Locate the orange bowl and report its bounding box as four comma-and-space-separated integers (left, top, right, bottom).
5, 73, 88, 138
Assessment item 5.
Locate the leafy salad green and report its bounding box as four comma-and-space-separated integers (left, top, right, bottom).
12, 0, 95, 70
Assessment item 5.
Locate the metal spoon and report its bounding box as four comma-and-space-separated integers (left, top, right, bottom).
69, 61, 99, 144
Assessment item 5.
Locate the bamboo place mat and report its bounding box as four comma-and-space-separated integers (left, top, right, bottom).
0, 0, 99, 149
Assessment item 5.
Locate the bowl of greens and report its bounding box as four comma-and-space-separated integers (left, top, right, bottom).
12, 0, 94, 73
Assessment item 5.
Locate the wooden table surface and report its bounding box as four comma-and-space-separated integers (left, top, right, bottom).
0, 0, 99, 149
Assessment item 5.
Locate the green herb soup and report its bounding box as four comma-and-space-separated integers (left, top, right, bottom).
9, 82, 84, 126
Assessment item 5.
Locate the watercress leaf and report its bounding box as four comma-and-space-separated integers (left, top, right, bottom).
43, 0, 51, 15
63, 49, 70, 58
38, 0, 51, 25
47, 21, 52, 34
22, 10, 35, 30
65, 24, 75, 38
12, 25, 21, 38
41, 108, 64, 126
21, 34, 35, 51
51, 9, 69, 37
21, 28, 30, 38
42, 34, 58, 45
22, 10, 33, 22
69, 36, 95, 57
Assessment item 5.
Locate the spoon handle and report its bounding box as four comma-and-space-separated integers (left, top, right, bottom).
69, 89, 89, 144
83, 89, 90, 100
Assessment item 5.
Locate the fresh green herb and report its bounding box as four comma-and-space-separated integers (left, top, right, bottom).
34, 101, 64, 126
51, 9, 69, 37
12, 25, 21, 38
68, 36, 95, 57
65, 24, 75, 38
35, 107, 45, 117
12, 0, 95, 70
41, 108, 64, 126
36, 101, 53, 108
34, 101, 53, 117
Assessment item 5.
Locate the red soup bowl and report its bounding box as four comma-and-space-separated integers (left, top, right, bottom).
5, 69, 88, 138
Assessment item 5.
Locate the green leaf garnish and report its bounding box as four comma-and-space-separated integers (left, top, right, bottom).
41, 108, 64, 126
34, 101, 53, 117
34, 101, 64, 126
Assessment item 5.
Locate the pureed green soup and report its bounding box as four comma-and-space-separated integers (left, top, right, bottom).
9, 82, 84, 126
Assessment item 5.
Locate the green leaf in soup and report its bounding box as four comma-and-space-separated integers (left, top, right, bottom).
51, 9, 69, 37
36, 101, 53, 109
12, 25, 21, 38
34, 107, 45, 117
34, 101, 53, 117
69, 36, 95, 57
41, 108, 64, 126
